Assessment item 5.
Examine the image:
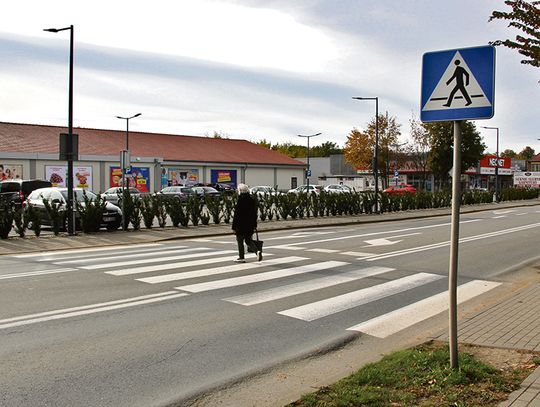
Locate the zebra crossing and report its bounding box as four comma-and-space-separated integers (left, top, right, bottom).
12, 243, 502, 337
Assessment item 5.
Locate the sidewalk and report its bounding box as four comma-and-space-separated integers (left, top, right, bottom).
2, 199, 540, 406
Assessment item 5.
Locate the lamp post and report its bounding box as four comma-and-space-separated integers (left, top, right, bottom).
297, 133, 321, 193
353, 96, 379, 212
44, 25, 75, 235
481, 126, 500, 202
116, 113, 141, 230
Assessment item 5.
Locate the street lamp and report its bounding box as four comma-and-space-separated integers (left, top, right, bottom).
353, 96, 379, 212
297, 132, 321, 193
44, 25, 76, 235
116, 113, 142, 230
481, 126, 500, 202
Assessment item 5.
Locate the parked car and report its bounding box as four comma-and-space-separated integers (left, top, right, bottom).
24, 187, 122, 231
154, 186, 194, 203
323, 184, 353, 194
100, 187, 141, 206
0, 179, 52, 208
288, 185, 323, 195
191, 186, 221, 201
382, 184, 417, 194
211, 183, 236, 194
249, 186, 281, 196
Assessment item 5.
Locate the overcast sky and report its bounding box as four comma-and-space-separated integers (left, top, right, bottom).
1, 0, 538, 154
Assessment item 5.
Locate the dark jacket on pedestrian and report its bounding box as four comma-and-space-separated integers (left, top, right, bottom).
232, 193, 257, 236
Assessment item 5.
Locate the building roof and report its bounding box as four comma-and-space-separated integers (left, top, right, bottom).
0, 122, 304, 167
530, 153, 540, 162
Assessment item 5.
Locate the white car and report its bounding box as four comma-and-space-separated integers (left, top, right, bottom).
287, 185, 322, 195
249, 186, 281, 196
324, 184, 353, 193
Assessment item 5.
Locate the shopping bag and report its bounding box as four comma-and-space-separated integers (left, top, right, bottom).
248, 230, 263, 253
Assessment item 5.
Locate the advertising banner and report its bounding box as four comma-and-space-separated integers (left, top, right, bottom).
211, 169, 237, 185
513, 172, 540, 188
0, 164, 23, 180
479, 155, 513, 175
163, 168, 199, 187
45, 165, 93, 188
110, 166, 150, 192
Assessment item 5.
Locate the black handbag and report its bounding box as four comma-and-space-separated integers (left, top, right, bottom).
248, 230, 263, 253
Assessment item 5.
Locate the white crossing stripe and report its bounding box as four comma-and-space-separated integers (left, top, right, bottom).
176, 261, 348, 293
106, 254, 239, 276
307, 248, 340, 253
266, 245, 307, 250
0, 268, 78, 280
40, 245, 180, 262
347, 280, 501, 337
225, 266, 394, 306
0, 291, 188, 330
11, 243, 162, 258
137, 255, 310, 284
341, 251, 376, 258
54, 246, 194, 265
278, 272, 444, 321
81, 249, 235, 270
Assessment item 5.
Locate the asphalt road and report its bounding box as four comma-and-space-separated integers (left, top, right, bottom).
1, 204, 539, 406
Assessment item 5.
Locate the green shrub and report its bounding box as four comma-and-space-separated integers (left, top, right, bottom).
43, 198, 65, 236
0, 200, 14, 239
187, 195, 202, 226
13, 207, 29, 237
27, 204, 42, 237
206, 194, 222, 224
76, 191, 107, 233
141, 195, 156, 229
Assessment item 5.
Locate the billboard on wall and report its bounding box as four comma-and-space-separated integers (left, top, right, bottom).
45, 165, 93, 188
514, 172, 540, 188
110, 166, 150, 192
0, 164, 23, 180
163, 168, 199, 187
211, 169, 237, 185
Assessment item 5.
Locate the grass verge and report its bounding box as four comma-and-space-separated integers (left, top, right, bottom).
288, 341, 539, 407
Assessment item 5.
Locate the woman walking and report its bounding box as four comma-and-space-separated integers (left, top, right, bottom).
232, 183, 262, 262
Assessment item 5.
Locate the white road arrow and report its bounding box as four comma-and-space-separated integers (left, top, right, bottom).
363, 233, 421, 247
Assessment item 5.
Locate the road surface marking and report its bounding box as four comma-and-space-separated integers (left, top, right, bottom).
266, 245, 307, 250
347, 280, 501, 337
106, 253, 239, 276
81, 249, 235, 270
53, 246, 197, 265
38, 245, 184, 262
137, 255, 310, 284
225, 266, 393, 306
307, 248, 341, 253
176, 261, 348, 293
341, 252, 376, 258
278, 273, 444, 321
11, 243, 162, 258
0, 268, 78, 280
0, 291, 187, 330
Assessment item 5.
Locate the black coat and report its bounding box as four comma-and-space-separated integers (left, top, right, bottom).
232, 193, 257, 235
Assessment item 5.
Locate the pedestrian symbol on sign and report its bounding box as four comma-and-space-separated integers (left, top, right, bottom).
443, 60, 471, 107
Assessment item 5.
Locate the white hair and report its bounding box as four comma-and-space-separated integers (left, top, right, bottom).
237, 183, 249, 193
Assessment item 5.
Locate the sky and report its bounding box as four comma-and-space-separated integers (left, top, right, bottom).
1, 0, 539, 155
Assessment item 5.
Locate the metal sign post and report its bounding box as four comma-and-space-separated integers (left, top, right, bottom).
421, 45, 495, 370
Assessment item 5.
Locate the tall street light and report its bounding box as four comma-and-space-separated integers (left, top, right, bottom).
353, 96, 379, 212
297, 132, 321, 193
44, 25, 76, 235
116, 113, 142, 230
481, 126, 500, 202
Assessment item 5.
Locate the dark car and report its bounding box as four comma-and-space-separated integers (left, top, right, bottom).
155, 186, 194, 203
25, 187, 122, 231
191, 186, 221, 201
212, 183, 235, 194
0, 179, 52, 208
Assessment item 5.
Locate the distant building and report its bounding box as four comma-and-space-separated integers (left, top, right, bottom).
0, 122, 305, 192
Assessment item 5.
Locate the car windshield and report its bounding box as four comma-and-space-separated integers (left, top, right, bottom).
61, 189, 98, 202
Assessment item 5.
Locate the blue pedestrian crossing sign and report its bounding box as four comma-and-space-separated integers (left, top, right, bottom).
421, 45, 495, 122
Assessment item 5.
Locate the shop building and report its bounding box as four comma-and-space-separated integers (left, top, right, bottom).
0, 122, 305, 192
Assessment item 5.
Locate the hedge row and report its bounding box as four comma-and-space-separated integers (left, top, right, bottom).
0, 187, 538, 239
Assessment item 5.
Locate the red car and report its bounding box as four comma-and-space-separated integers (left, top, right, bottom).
382, 184, 417, 194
